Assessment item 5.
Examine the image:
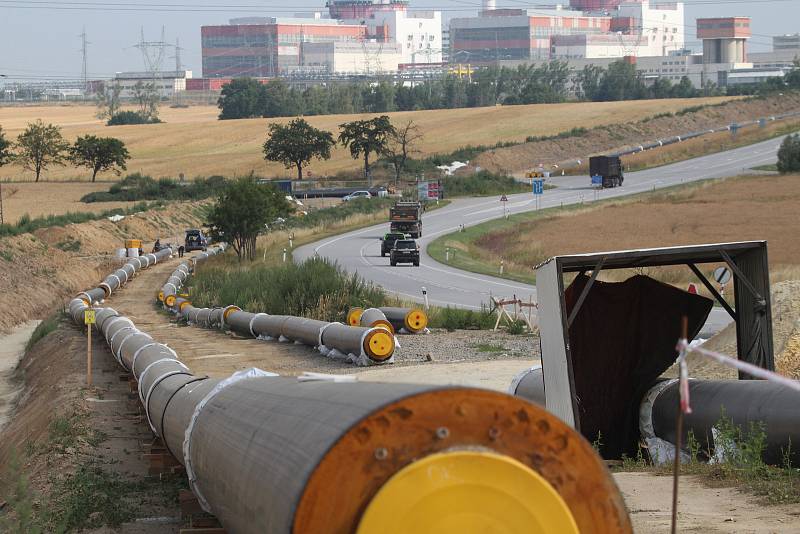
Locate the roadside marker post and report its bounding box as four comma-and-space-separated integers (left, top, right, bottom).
713, 266, 732, 297
421, 287, 429, 311
84, 309, 96, 387
283, 248, 287, 263
500, 194, 509, 219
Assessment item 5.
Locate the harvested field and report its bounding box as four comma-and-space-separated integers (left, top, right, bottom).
0, 181, 137, 224
0, 97, 731, 181
476, 93, 799, 174
475, 174, 800, 282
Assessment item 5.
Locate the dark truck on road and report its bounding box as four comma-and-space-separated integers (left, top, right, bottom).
390, 239, 420, 267
390, 201, 422, 238
589, 155, 625, 188
381, 232, 408, 256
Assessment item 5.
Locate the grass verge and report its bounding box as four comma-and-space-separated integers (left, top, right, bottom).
25, 313, 61, 353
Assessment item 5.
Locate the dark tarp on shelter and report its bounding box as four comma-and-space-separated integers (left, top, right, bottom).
565, 274, 712, 459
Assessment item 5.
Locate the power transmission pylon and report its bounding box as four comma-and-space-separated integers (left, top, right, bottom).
171, 37, 185, 106
79, 27, 90, 100
135, 26, 170, 92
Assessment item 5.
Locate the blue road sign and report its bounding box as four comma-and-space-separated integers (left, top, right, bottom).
533, 179, 545, 195
591, 175, 603, 186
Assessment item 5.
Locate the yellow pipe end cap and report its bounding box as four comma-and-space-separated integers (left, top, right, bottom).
357, 451, 578, 534
165, 295, 176, 307
223, 306, 241, 320
373, 320, 395, 334
405, 309, 428, 332
347, 308, 364, 327
365, 330, 394, 361
158, 291, 165, 302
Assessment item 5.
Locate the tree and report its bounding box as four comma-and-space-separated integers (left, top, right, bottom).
133, 81, 160, 122
786, 59, 800, 90
15, 120, 69, 182
382, 120, 423, 185
217, 78, 267, 120
0, 126, 12, 167
70, 135, 130, 182
206, 176, 292, 261
777, 133, 800, 174
263, 118, 335, 181
95, 81, 123, 121
338, 116, 395, 181
594, 60, 647, 102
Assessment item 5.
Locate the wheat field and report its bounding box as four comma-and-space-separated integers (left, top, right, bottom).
0, 97, 732, 182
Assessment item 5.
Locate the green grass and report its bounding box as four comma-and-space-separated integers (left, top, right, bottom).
752, 163, 778, 171
427, 305, 497, 332
441, 171, 530, 198
55, 238, 81, 252
25, 313, 61, 352
616, 412, 800, 506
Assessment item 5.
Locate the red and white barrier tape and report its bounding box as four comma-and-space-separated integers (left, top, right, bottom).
676, 339, 800, 394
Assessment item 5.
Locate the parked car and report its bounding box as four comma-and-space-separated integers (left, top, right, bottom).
343, 190, 372, 202
381, 232, 409, 257
184, 229, 208, 252
390, 238, 420, 267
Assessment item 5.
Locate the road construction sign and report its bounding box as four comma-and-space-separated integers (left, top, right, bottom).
500, 194, 508, 202
84, 309, 96, 325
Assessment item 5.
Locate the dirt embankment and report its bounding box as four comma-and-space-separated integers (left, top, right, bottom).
475, 93, 800, 174
0, 203, 206, 332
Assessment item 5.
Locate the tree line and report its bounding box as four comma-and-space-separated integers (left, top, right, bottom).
263, 116, 422, 183
0, 121, 130, 182
219, 60, 705, 120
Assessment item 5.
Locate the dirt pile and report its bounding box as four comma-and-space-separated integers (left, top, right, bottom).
475, 93, 800, 173
0, 203, 206, 332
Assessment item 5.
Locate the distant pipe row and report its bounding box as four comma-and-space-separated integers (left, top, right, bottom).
69, 252, 631, 532
76, 247, 174, 306
160, 246, 397, 365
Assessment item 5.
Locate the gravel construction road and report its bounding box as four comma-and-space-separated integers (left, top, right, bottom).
297, 135, 792, 338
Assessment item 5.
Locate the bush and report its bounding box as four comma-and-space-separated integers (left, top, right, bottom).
285, 198, 393, 230
189, 257, 385, 321
81, 173, 228, 203
442, 171, 529, 197
107, 111, 162, 126
429, 306, 496, 331
777, 134, 800, 173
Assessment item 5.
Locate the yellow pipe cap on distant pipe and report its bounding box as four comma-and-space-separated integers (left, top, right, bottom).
357, 450, 578, 534
347, 307, 364, 327
363, 329, 394, 362
158, 291, 165, 302
405, 309, 428, 333
164, 295, 177, 307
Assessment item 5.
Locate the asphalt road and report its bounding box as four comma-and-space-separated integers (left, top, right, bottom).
296, 134, 788, 337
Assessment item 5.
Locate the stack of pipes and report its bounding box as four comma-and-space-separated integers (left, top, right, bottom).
347, 306, 429, 334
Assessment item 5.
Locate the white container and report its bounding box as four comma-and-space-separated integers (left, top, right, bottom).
127, 247, 140, 258
115, 248, 127, 259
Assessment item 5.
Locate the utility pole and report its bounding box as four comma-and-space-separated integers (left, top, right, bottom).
80, 27, 90, 101
172, 37, 184, 106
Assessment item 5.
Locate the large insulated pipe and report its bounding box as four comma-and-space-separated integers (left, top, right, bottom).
379, 306, 428, 334
647, 379, 800, 466
101, 248, 173, 297
509, 365, 545, 406
359, 307, 394, 333
68, 264, 633, 533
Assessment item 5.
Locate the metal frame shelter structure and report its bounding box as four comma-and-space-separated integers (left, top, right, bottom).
536, 241, 773, 428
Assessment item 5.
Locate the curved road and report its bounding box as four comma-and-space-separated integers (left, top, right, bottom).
296, 135, 788, 337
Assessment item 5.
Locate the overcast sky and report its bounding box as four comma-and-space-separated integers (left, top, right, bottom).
0, 1, 795, 81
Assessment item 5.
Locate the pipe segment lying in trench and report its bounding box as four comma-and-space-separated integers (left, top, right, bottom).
509, 366, 800, 466
68, 249, 634, 532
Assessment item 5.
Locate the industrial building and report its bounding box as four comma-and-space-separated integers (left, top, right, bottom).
113, 70, 192, 99
301, 41, 404, 74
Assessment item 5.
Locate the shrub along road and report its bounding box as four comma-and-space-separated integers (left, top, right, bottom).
295, 134, 791, 338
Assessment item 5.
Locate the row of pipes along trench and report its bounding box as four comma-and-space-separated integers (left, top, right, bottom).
67, 245, 634, 533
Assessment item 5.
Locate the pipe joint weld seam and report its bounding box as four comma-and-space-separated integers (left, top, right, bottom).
131, 342, 160, 376
117, 331, 151, 370
318, 321, 337, 348
182, 368, 278, 514
249, 313, 269, 338
138, 357, 188, 404
144, 370, 193, 435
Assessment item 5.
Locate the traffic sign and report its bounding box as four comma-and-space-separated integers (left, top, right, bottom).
500, 194, 508, 202
84, 309, 96, 325
713, 266, 732, 285
532, 179, 545, 195
591, 175, 603, 186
